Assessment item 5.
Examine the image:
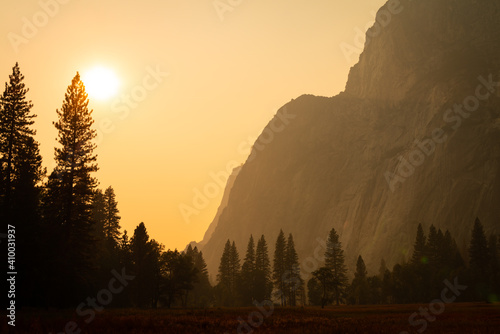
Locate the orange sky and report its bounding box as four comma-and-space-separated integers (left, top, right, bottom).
1, 0, 387, 250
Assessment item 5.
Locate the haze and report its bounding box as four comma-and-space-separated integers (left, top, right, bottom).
0, 0, 386, 250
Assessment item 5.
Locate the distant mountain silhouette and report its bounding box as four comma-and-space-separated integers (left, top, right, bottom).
195, 0, 500, 279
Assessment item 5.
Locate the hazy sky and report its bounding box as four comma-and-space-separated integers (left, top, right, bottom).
1, 0, 387, 250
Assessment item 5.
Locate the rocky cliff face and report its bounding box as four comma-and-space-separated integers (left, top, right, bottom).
198, 0, 500, 279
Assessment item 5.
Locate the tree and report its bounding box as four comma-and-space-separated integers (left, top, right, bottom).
381, 267, 393, 304
307, 277, 322, 306
217, 240, 232, 290
469, 218, 490, 275
115, 229, 133, 306
216, 239, 240, 306
90, 188, 120, 294
312, 267, 334, 308
42, 72, 98, 306
119, 230, 132, 269
325, 227, 348, 305
426, 225, 440, 268
0, 62, 38, 218
285, 233, 303, 306
103, 186, 121, 244
130, 222, 155, 307
410, 224, 431, 302
411, 224, 427, 265
350, 255, 369, 304
230, 241, 241, 302
149, 239, 164, 308
468, 218, 490, 300
0, 63, 44, 307
185, 246, 212, 307
91, 189, 106, 238
160, 249, 198, 308
255, 235, 273, 302
488, 234, 499, 299
240, 235, 256, 305
273, 229, 287, 306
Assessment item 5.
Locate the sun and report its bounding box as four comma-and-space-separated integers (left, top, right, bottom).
82, 66, 120, 101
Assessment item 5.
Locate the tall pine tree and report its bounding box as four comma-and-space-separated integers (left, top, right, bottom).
285, 233, 303, 306
325, 227, 348, 305
468, 218, 490, 300
350, 255, 369, 305
0, 63, 44, 307
255, 235, 272, 302
411, 224, 427, 265
273, 229, 287, 306
130, 222, 155, 307
103, 186, 121, 244
217, 239, 240, 306
42, 72, 98, 306
240, 235, 256, 305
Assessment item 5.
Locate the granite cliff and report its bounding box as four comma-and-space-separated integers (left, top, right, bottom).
197, 0, 500, 279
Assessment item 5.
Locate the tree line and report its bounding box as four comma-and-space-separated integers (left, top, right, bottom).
307, 219, 500, 307
0, 63, 210, 309
2, 63, 499, 309
214, 218, 499, 307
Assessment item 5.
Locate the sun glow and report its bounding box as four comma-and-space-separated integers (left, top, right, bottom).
82, 66, 120, 100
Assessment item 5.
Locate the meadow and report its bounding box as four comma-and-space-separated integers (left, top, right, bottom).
4, 302, 500, 333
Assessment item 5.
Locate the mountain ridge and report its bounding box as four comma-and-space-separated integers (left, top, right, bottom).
195, 0, 500, 279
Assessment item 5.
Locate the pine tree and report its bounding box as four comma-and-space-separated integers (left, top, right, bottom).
350, 255, 369, 304
217, 239, 238, 306
273, 229, 287, 306
115, 229, 132, 306
103, 186, 121, 244
426, 225, 440, 268
90, 188, 115, 292
469, 218, 490, 275
410, 224, 431, 302
190, 247, 212, 307
325, 227, 348, 305
0, 62, 38, 217
42, 72, 98, 306
285, 233, 303, 306
91, 189, 106, 237
255, 235, 272, 302
120, 230, 132, 268
411, 224, 427, 265
468, 218, 490, 300
0, 63, 44, 307
217, 239, 232, 289
488, 234, 499, 297
240, 235, 256, 305
230, 241, 241, 301
378, 259, 387, 279
130, 222, 154, 307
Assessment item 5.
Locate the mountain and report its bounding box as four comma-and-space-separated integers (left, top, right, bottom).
197, 0, 500, 280
185, 166, 241, 252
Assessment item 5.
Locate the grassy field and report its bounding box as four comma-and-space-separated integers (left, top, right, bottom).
4, 302, 500, 333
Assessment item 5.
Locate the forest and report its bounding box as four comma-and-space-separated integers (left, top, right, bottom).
1, 62, 500, 312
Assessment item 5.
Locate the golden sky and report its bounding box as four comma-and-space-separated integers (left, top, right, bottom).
1, 0, 387, 250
